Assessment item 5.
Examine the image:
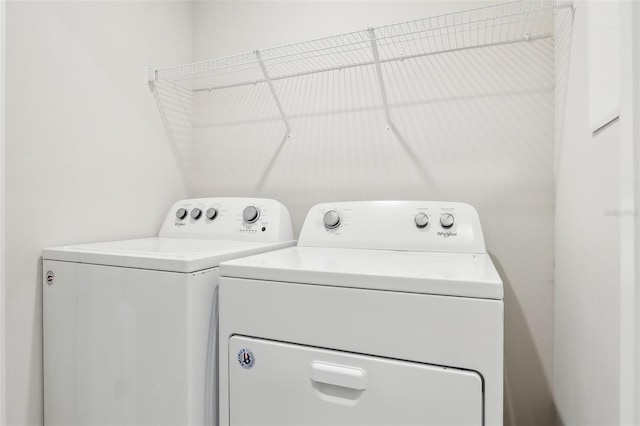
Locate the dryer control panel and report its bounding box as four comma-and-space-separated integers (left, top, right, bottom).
159, 198, 293, 242
298, 201, 486, 254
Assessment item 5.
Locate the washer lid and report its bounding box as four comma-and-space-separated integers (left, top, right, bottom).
43, 238, 295, 273
220, 246, 503, 300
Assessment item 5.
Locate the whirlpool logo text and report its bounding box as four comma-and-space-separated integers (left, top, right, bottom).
437, 231, 457, 238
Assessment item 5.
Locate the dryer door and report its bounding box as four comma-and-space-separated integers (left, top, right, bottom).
228, 336, 482, 426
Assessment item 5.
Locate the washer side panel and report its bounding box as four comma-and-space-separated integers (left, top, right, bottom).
43, 261, 217, 426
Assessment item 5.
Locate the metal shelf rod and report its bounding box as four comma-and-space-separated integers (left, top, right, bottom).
192, 31, 551, 92
152, 0, 567, 84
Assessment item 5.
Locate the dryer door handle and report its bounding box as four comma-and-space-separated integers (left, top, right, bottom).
310, 362, 367, 390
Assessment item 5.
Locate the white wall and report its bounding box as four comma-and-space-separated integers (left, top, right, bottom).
188, 2, 557, 425
9, 2, 619, 425
635, 5, 640, 420
4, 2, 191, 424
554, 2, 638, 424
0, 0, 6, 424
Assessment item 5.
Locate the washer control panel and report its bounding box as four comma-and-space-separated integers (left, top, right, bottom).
159, 198, 294, 242
298, 201, 486, 254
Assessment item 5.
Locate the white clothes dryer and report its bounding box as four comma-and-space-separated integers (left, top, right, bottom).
218, 201, 503, 426
43, 197, 294, 426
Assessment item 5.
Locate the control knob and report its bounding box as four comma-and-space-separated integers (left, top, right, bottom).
190, 208, 202, 220
176, 208, 187, 220
323, 210, 341, 229
242, 206, 260, 224
414, 213, 429, 228
206, 208, 218, 220
440, 213, 455, 228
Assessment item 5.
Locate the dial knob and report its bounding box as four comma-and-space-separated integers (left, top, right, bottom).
414, 213, 429, 228
206, 208, 218, 220
176, 208, 187, 220
440, 213, 455, 228
242, 206, 260, 224
323, 210, 341, 229
190, 208, 202, 220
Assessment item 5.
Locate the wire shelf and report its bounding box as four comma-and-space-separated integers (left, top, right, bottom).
150, 0, 569, 91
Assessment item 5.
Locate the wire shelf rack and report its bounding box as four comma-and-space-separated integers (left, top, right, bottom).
149, 0, 571, 92
150, 0, 573, 143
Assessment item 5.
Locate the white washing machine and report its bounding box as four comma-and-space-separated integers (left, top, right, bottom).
42, 197, 294, 426
218, 201, 503, 426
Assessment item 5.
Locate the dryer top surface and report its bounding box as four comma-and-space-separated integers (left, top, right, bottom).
220, 246, 503, 300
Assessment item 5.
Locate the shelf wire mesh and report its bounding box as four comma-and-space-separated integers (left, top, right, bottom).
153, 0, 558, 91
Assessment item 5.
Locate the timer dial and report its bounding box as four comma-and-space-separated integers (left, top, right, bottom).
440, 213, 455, 228
242, 206, 260, 224
190, 208, 202, 220
206, 208, 218, 220
323, 210, 341, 229
414, 213, 429, 228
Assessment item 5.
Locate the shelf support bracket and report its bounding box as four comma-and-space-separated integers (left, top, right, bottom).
255, 50, 292, 140
147, 67, 157, 91
367, 27, 425, 179
368, 27, 395, 132
556, 1, 575, 11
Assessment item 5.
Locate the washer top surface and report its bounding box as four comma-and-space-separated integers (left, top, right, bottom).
43, 197, 295, 273
43, 237, 294, 273
220, 201, 503, 299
